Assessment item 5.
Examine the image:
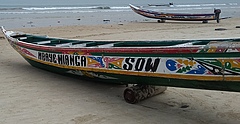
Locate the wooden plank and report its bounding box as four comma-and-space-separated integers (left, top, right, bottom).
35, 40, 51, 45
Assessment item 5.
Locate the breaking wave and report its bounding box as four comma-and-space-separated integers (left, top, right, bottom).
0, 3, 238, 14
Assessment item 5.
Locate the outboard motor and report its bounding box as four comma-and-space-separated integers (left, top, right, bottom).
214, 9, 221, 23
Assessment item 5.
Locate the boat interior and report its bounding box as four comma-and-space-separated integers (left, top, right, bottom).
10, 33, 239, 48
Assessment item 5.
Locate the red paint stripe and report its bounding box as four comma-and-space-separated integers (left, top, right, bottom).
17, 41, 199, 54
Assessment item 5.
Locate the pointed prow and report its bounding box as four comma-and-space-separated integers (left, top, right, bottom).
1, 26, 21, 38
1, 26, 6, 34
1, 26, 8, 39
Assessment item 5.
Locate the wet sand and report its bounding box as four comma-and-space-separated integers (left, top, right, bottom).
1, 18, 240, 124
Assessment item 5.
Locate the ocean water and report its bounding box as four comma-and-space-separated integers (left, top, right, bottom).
1, 0, 240, 29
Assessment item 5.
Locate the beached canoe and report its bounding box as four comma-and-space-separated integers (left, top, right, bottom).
129, 4, 221, 23
148, 2, 174, 7
2, 27, 240, 103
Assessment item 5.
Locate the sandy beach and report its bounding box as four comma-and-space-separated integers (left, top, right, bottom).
1, 18, 240, 124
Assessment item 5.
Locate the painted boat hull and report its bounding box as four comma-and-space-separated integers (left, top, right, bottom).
2, 27, 240, 93
129, 4, 221, 22
23, 57, 240, 92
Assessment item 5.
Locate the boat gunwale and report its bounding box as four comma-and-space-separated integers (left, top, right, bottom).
129, 4, 215, 16
2, 27, 240, 54
129, 4, 217, 21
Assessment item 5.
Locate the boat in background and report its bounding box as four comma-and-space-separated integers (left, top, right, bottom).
129, 4, 221, 23
2, 27, 240, 104
148, 2, 174, 7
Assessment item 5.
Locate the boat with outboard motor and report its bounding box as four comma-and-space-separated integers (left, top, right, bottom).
129, 4, 221, 23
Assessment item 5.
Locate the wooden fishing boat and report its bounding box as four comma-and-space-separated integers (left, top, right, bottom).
2, 27, 240, 103
129, 4, 221, 23
148, 3, 174, 7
